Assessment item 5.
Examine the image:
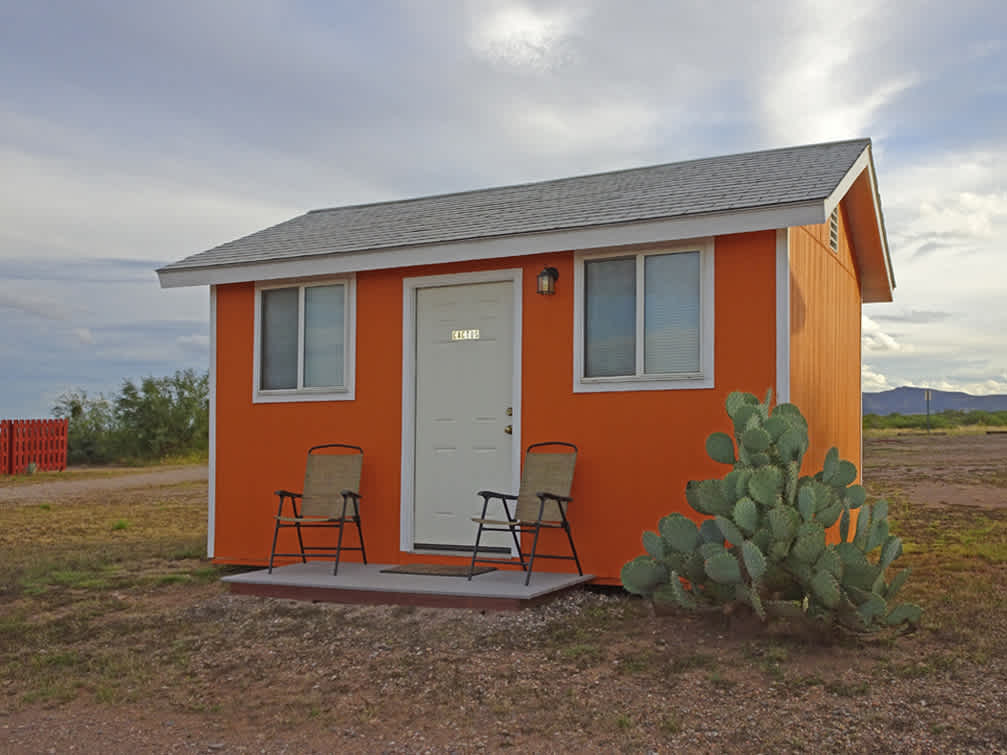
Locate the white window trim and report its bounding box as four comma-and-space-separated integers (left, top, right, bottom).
573, 240, 715, 393
252, 275, 356, 403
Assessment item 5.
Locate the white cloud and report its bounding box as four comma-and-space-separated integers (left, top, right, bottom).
0, 290, 68, 320
862, 315, 912, 354
759, 3, 918, 144
467, 1, 580, 71
0, 143, 300, 263
862, 364, 892, 392
72, 328, 95, 345
509, 100, 659, 157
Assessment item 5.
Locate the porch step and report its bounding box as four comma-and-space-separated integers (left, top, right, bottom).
221, 561, 593, 611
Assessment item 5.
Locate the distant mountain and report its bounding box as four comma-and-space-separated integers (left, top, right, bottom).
863, 386, 1007, 415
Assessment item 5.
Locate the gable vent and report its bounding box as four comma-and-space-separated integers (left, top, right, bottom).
829, 208, 839, 252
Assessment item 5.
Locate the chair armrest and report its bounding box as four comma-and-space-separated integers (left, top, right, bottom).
477, 490, 517, 500
274, 489, 302, 498
536, 491, 572, 503
340, 489, 361, 499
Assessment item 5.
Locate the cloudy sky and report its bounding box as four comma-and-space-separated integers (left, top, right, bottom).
1, 0, 1005, 418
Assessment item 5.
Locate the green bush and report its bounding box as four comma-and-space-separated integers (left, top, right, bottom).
863, 409, 1007, 430
622, 390, 921, 633
52, 369, 208, 465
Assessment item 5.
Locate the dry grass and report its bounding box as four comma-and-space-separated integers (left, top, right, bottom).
2, 445, 1006, 753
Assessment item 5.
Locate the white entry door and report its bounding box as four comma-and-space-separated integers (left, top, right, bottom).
413, 281, 515, 550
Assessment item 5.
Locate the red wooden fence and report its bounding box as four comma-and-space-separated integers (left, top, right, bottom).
0, 421, 9, 475
0, 419, 68, 474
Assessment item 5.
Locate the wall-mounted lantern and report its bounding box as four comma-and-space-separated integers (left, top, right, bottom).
536, 266, 559, 295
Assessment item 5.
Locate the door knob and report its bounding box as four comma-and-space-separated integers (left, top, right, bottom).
504, 425, 513, 435
505, 407, 513, 416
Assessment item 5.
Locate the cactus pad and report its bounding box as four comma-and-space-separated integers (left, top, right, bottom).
823, 447, 840, 483
715, 515, 745, 546
810, 569, 841, 608
880, 535, 903, 570
741, 427, 771, 453
741, 540, 767, 580
749, 466, 783, 506
798, 486, 817, 522
733, 497, 759, 535
706, 432, 736, 465
704, 551, 743, 584
687, 479, 731, 517
886, 603, 922, 626
792, 522, 826, 564
642, 530, 665, 559
660, 513, 701, 553
620, 556, 667, 595
667, 572, 697, 608
725, 391, 759, 419
833, 460, 857, 487
844, 484, 866, 509
768, 505, 799, 542
885, 567, 911, 602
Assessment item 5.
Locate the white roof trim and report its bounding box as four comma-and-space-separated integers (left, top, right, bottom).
824, 144, 895, 292
158, 201, 824, 288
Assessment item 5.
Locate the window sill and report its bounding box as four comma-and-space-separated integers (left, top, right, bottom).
253, 388, 354, 404
574, 375, 714, 393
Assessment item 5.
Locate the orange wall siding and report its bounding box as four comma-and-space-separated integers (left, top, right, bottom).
213, 231, 778, 582
789, 204, 863, 479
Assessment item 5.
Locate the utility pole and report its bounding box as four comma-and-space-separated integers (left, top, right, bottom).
925, 389, 932, 433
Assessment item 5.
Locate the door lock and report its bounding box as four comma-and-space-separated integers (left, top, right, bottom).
504, 425, 513, 435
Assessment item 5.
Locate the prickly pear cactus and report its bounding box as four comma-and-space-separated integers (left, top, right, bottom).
621, 390, 921, 633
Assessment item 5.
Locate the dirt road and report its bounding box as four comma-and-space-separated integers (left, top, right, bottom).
0, 466, 208, 504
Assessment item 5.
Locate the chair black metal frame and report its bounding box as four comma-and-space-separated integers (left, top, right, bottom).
467, 441, 582, 586
267, 443, 367, 576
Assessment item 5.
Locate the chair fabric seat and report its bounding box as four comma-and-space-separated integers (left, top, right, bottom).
275, 515, 350, 523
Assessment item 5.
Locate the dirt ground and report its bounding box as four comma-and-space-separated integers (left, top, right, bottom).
0, 465, 208, 504
864, 432, 1007, 510
1, 438, 1005, 754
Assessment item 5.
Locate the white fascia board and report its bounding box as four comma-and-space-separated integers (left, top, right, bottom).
824, 145, 895, 292
823, 147, 871, 219
157, 201, 824, 288
865, 152, 896, 291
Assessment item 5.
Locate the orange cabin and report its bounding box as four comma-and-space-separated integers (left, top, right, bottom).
157, 138, 894, 585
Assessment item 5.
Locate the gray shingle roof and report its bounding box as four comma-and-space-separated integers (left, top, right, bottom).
159, 138, 870, 273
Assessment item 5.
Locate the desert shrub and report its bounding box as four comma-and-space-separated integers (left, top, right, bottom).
863, 409, 1007, 430
622, 390, 921, 634
53, 391, 118, 465
53, 369, 208, 464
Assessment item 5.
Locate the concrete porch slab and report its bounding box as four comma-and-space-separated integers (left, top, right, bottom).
222, 561, 594, 610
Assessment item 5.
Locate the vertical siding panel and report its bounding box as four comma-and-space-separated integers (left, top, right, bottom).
789, 206, 863, 479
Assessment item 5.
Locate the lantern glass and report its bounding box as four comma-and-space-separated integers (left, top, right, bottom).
536, 267, 558, 295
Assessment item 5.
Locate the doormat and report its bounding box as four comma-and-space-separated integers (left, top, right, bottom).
380, 564, 497, 577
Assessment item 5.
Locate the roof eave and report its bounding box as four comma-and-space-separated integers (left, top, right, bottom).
825, 144, 895, 303
157, 199, 826, 289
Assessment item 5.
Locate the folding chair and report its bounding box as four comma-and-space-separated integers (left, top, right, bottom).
268, 443, 366, 575
467, 441, 581, 585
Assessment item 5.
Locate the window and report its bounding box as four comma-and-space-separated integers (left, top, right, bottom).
255, 278, 355, 402
574, 243, 714, 392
